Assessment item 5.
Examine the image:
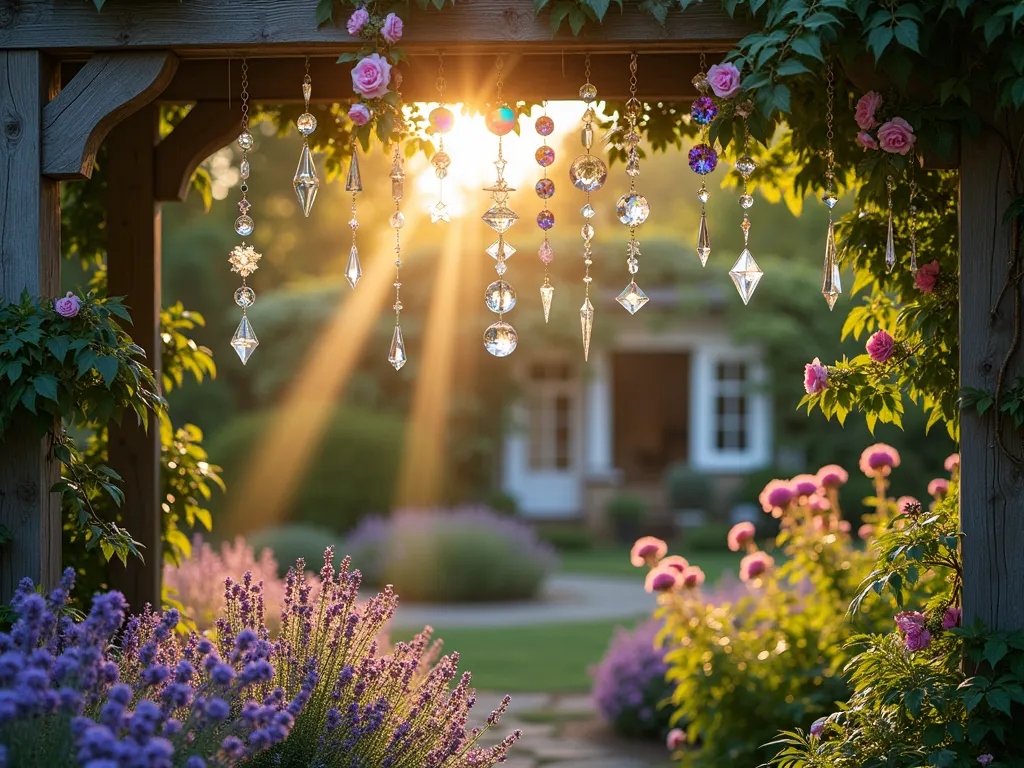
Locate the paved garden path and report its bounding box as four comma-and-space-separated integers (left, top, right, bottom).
387, 574, 655, 629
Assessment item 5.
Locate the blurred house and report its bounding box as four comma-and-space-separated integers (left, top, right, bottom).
501, 285, 771, 531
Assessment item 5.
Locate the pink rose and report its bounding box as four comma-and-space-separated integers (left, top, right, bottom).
942, 606, 961, 630
877, 117, 916, 155
857, 131, 879, 151
855, 91, 883, 130
346, 7, 369, 35
351, 53, 392, 99
804, 357, 828, 394
707, 61, 741, 99
666, 728, 686, 750
915, 260, 940, 293
727, 522, 755, 552
905, 627, 932, 651
866, 329, 895, 363
54, 291, 81, 318
348, 103, 371, 126
381, 12, 403, 44
894, 611, 926, 634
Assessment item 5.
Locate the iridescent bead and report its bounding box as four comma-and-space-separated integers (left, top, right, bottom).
234, 286, 255, 308
535, 178, 555, 199
485, 104, 517, 136
240, 160, 250, 180
569, 154, 608, 192
535, 115, 555, 136
579, 83, 598, 103
237, 131, 254, 150
616, 193, 650, 227
691, 73, 710, 93
297, 113, 317, 136
432, 151, 451, 171
537, 209, 555, 231
389, 211, 405, 229
539, 240, 554, 264
535, 146, 555, 168
235, 215, 254, 236
688, 143, 718, 175
690, 96, 718, 126
735, 154, 758, 179
429, 106, 455, 134
739, 193, 754, 209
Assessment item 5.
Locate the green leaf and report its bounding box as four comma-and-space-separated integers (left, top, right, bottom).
867, 25, 894, 60
315, 0, 335, 26
77, 348, 98, 378
893, 19, 920, 52
586, 0, 611, 21
336, 52, 359, 64
6, 360, 22, 384
95, 355, 120, 388
790, 33, 823, 61
775, 59, 810, 77
985, 639, 1009, 667
33, 374, 59, 402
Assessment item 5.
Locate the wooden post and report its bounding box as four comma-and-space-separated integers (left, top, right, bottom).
0, 51, 62, 600
106, 105, 163, 612
959, 111, 1024, 631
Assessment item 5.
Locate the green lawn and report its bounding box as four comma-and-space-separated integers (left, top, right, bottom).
558, 545, 743, 584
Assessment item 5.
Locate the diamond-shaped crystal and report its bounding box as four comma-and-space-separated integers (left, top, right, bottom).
389, 325, 407, 371
231, 314, 259, 365
293, 144, 320, 217
697, 187, 710, 204
345, 151, 363, 192
697, 211, 711, 267
581, 204, 596, 219
495, 261, 507, 276
482, 205, 518, 234
822, 220, 841, 310
429, 201, 451, 223
822, 191, 839, 209
540, 280, 554, 323
345, 245, 362, 289
616, 281, 649, 314
580, 297, 595, 362
729, 248, 763, 305
487, 240, 516, 260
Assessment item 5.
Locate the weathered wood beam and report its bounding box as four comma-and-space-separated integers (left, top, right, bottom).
155, 102, 240, 202
0, 0, 747, 53
42, 52, 178, 180
106, 106, 163, 613
959, 110, 1024, 631
0, 51, 62, 600
157, 52, 706, 104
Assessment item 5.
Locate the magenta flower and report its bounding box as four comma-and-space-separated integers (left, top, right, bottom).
660, 555, 690, 573
897, 496, 921, 516
944, 453, 960, 473
351, 53, 392, 99
346, 7, 369, 35
644, 566, 679, 593
381, 12, 403, 43
804, 357, 828, 394
866, 329, 895, 363
739, 551, 773, 582
791, 474, 820, 497
706, 61, 741, 99
54, 291, 81, 318
759, 480, 795, 516
857, 131, 879, 151
680, 566, 705, 589
905, 627, 932, 651
727, 522, 755, 552
978, 755, 994, 766
895, 610, 931, 651
666, 728, 686, 750
858, 524, 875, 541
877, 117, 916, 155
859, 443, 901, 478
816, 464, 848, 489
809, 717, 827, 737
854, 91, 882, 130
928, 478, 950, 499
915, 259, 940, 293
630, 536, 667, 567
942, 606, 961, 630
348, 103, 371, 126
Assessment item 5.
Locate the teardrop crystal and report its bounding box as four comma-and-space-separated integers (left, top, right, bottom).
388, 325, 407, 371
230, 314, 259, 365
345, 245, 362, 289
580, 297, 595, 362
540, 280, 554, 323
884, 207, 896, 273
293, 144, 320, 217
729, 248, 763, 306
822, 220, 841, 311
696, 210, 711, 266
345, 150, 363, 193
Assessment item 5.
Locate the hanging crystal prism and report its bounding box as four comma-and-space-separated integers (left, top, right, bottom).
819, 67, 842, 311
345, 150, 363, 192
540, 278, 554, 323
345, 245, 362, 289
909, 168, 919, 275
231, 314, 259, 365
696, 185, 712, 266
388, 324, 407, 371
822, 220, 841, 310
345, 137, 362, 290
575, 58, 605, 359
293, 144, 320, 218
729, 247, 763, 305
580, 297, 595, 362
534, 107, 556, 321
884, 174, 896, 273
690, 56, 718, 267
389, 144, 408, 370
616, 281, 649, 315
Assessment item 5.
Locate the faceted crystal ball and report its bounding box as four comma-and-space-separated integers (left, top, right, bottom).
535, 146, 555, 168
234, 286, 255, 308
735, 154, 758, 179
688, 143, 718, 175
535, 178, 555, 199
537, 209, 555, 230
484, 279, 517, 313
616, 193, 650, 227
484, 320, 518, 357
485, 104, 517, 136
235, 215, 255, 236
237, 131, 254, 150
431, 151, 451, 171
579, 83, 598, 103
569, 154, 608, 192
429, 106, 455, 134
297, 112, 317, 136
535, 115, 555, 136
690, 96, 718, 126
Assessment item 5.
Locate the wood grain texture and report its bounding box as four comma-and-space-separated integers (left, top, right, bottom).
1, 0, 747, 53
105, 106, 162, 613
959, 110, 1024, 630
42, 51, 178, 179
0, 50, 62, 600
154, 102, 239, 202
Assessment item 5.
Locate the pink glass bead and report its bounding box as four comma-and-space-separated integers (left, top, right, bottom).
429, 106, 455, 134
535, 115, 555, 136
537, 209, 555, 230
535, 146, 555, 167
485, 104, 516, 136
538, 240, 554, 263
535, 178, 555, 199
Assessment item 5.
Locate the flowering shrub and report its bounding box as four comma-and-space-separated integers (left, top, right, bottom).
591, 621, 672, 740
344, 507, 557, 603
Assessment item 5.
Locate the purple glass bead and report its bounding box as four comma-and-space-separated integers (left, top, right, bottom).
535, 115, 555, 136
688, 143, 718, 175
691, 96, 718, 126
535, 146, 555, 168
537, 209, 555, 230
535, 178, 555, 199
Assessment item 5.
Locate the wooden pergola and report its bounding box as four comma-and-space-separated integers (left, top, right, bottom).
0, 0, 1020, 629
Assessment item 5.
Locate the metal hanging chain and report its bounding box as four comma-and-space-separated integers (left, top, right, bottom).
496, 56, 504, 105
909, 157, 919, 274
825, 62, 835, 199
436, 52, 446, 103
240, 58, 249, 132
584, 52, 592, 86
699, 51, 707, 74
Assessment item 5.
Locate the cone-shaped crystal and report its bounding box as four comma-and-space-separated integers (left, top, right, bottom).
696, 209, 711, 266
345, 245, 362, 289
616, 280, 650, 315
580, 297, 595, 362
729, 248, 763, 306
822, 220, 841, 311
884, 207, 896, 273
345, 151, 363, 192
540, 280, 554, 323
293, 144, 320, 217
388, 325, 407, 371
230, 314, 259, 365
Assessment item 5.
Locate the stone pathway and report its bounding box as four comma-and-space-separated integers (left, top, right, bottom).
388, 574, 654, 630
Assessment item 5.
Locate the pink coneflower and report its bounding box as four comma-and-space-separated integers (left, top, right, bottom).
859, 443, 901, 478
944, 453, 960, 473
808, 494, 831, 513
644, 566, 680, 593
816, 464, 848, 489
680, 566, 705, 589
928, 478, 950, 499
858, 524, 875, 541
740, 551, 774, 582
897, 496, 921, 516
942, 606, 961, 630
791, 474, 820, 497
759, 480, 795, 517
727, 522, 756, 552
809, 717, 827, 737
630, 536, 667, 567
660, 555, 690, 573
666, 728, 686, 750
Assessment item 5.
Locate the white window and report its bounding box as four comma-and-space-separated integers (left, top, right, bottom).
714, 361, 749, 451
528, 361, 575, 470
